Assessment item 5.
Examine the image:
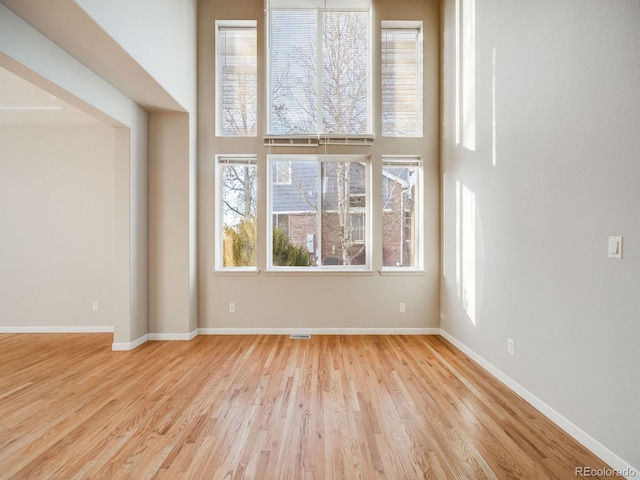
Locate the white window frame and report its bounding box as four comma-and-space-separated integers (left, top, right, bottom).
267, 154, 372, 271
381, 156, 423, 271
381, 21, 423, 138
215, 20, 258, 137
215, 155, 258, 271
265, 0, 373, 138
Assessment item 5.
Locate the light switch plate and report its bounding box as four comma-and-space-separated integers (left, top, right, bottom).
608, 236, 622, 259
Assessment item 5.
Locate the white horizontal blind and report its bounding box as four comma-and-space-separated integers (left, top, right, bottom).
217, 25, 257, 136
269, 0, 370, 10
382, 26, 422, 137
382, 157, 421, 167
266, 0, 372, 136
218, 156, 257, 165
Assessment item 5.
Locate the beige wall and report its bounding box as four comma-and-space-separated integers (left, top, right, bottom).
441, 0, 640, 471
1, 1, 197, 346
148, 111, 197, 336
0, 124, 115, 329
197, 0, 441, 331
1, 5, 150, 347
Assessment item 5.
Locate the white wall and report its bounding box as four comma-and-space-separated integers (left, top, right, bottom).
441, 0, 640, 472
0, 4, 149, 346
0, 125, 115, 330
75, 0, 197, 110
1, 0, 199, 344
74, 0, 200, 338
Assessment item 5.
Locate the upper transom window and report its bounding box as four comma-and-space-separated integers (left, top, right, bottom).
265, 0, 372, 137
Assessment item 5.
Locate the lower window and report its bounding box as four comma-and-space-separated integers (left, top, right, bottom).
268, 155, 370, 270
382, 157, 422, 269
217, 156, 257, 269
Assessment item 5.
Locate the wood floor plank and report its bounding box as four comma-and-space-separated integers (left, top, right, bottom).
0, 334, 625, 479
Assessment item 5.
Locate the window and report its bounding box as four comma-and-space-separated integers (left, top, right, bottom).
382, 23, 423, 137
269, 155, 370, 269
382, 157, 422, 268
217, 156, 258, 269
265, 0, 372, 136
350, 213, 365, 243
216, 22, 257, 136
272, 160, 292, 184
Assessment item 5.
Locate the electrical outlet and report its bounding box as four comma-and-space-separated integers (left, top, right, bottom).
399, 303, 406, 313
229, 303, 235, 313
507, 338, 515, 355
92, 301, 99, 312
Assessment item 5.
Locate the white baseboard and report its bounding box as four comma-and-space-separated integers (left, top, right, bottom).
0, 326, 113, 333
112, 333, 148, 351
198, 327, 440, 335
440, 330, 639, 480
148, 329, 198, 341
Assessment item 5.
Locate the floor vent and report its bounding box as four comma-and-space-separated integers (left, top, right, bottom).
290, 334, 312, 340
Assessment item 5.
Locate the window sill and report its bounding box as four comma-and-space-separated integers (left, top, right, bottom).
213, 268, 260, 276
378, 269, 425, 276
263, 268, 374, 276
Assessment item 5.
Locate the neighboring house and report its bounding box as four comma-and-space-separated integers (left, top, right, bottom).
381, 165, 417, 267
272, 160, 416, 266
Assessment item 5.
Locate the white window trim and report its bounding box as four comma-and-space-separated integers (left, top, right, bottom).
215, 20, 258, 138
381, 155, 424, 272
215, 154, 258, 272
381, 20, 424, 138
265, 2, 373, 138
267, 154, 372, 272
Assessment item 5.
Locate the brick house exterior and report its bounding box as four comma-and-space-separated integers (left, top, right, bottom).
272, 161, 415, 267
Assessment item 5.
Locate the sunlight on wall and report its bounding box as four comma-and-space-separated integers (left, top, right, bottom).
455, 0, 476, 151
455, 181, 476, 325
442, 173, 447, 277
462, 185, 476, 324
454, 0, 460, 145
462, 0, 476, 151
455, 180, 461, 298
492, 47, 497, 166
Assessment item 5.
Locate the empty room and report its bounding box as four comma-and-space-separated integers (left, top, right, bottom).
0, 0, 638, 478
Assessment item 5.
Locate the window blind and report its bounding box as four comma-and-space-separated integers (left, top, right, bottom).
217, 25, 257, 136
266, 0, 372, 136
382, 26, 422, 137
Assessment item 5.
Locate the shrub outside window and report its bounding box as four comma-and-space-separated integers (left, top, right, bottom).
217, 156, 258, 269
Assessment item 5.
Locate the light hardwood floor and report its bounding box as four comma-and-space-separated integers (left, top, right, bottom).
0, 334, 621, 479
